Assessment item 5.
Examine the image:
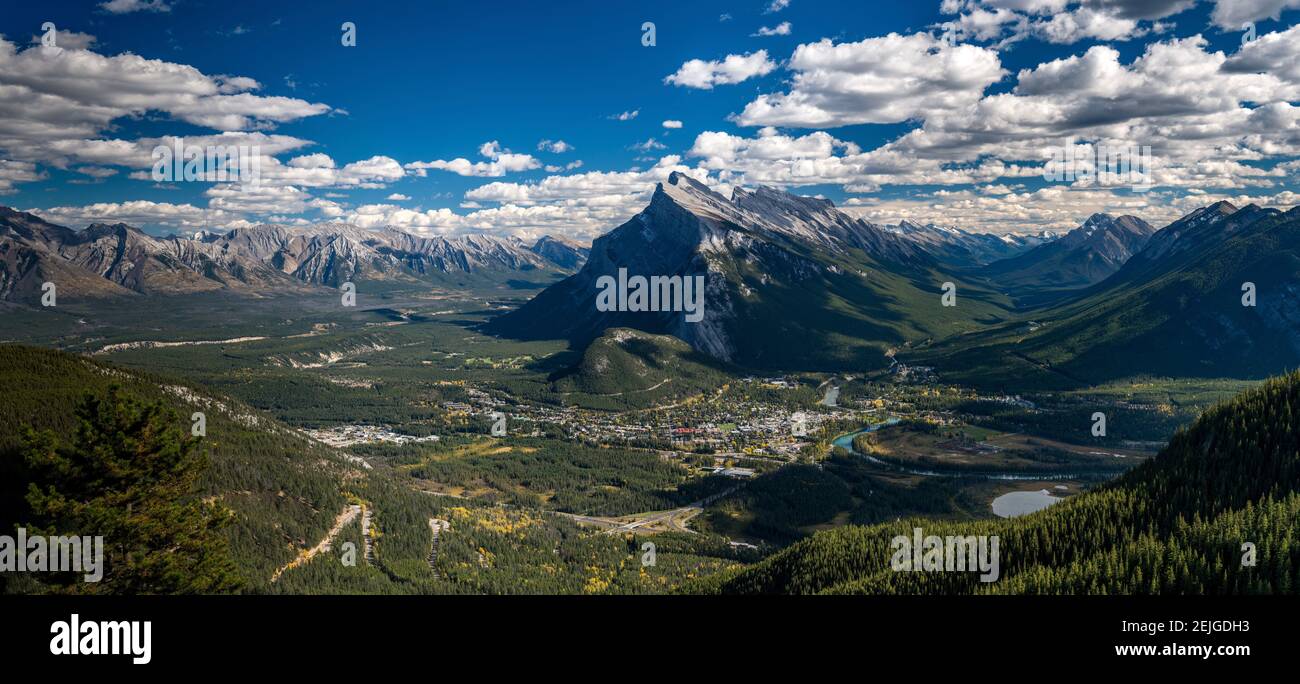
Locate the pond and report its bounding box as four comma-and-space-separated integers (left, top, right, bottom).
992, 489, 1063, 518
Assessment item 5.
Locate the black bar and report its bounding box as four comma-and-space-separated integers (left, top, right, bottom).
0, 595, 1287, 672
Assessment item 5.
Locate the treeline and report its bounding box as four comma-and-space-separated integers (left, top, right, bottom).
691, 371, 1300, 595
697, 457, 988, 545
953, 398, 1192, 447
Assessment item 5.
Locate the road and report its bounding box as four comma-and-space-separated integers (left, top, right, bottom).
270, 503, 361, 583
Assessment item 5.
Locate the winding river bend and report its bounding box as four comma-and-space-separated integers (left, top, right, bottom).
829, 419, 1120, 481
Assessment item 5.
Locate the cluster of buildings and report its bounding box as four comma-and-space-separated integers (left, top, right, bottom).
305, 425, 441, 448
311, 363, 1017, 464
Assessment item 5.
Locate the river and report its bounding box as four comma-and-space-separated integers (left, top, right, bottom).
829, 419, 1113, 481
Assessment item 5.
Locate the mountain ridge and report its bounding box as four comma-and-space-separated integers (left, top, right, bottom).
486, 172, 1014, 370
979, 212, 1156, 300
884, 219, 1052, 267
918, 203, 1300, 388
0, 207, 586, 303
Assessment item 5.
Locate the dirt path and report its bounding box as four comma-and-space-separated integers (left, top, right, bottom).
560, 377, 672, 398
1007, 350, 1089, 385
427, 518, 450, 578
270, 504, 361, 583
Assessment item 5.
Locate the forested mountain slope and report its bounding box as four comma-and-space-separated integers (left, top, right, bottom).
0, 345, 354, 591
917, 204, 1300, 389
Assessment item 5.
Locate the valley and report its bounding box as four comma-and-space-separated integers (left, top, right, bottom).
1, 184, 1295, 596
4, 2, 1300, 667
0, 281, 1220, 594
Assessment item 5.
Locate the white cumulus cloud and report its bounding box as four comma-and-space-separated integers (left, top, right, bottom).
753, 22, 793, 37
665, 50, 778, 89
405, 141, 541, 178
736, 33, 1006, 127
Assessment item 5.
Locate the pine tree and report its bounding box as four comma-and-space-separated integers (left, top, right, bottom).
22, 385, 243, 594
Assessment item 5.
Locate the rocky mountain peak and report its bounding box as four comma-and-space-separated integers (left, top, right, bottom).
652, 171, 738, 226
1134, 201, 1268, 266
738, 185, 842, 229
1062, 213, 1153, 249
1081, 212, 1115, 227
77, 222, 147, 244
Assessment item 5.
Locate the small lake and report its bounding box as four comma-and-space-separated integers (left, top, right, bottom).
992, 490, 1062, 518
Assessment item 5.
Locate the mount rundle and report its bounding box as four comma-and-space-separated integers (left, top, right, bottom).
489, 172, 1041, 369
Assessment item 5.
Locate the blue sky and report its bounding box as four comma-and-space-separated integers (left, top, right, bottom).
1, 0, 1297, 240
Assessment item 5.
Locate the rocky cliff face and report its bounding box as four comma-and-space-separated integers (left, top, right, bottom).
485, 172, 970, 369
490, 174, 732, 355
1, 208, 136, 301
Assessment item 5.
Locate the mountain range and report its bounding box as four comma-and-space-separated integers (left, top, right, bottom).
922, 201, 1300, 388
0, 206, 587, 302
884, 219, 1054, 267
9, 177, 1297, 388
485, 172, 1021, 370
979, 213, 1155, 302
488, 176, 1299, 386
